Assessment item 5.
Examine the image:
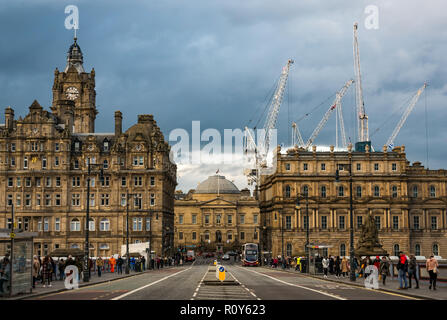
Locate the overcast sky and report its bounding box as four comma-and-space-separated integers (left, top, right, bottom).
0, 0, 446, 192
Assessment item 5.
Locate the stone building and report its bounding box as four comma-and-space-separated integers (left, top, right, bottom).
0, 37, 177, 258
259, 144, 447, 259
174, 175, 260, 253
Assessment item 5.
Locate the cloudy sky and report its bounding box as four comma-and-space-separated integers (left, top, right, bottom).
0, 0, 446, 192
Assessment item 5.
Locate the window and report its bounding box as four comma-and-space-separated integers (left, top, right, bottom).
412, 185, 418, 198
90, 194, 95, 206
42, 157, 47, 169
321, 216, 327, 229
303, 163, 308, 171
227, 232, 232, 241
192, 215, 197, 224
303, 185, 309, 197
31, 142, 38, 151
139, 156, 144, 165
17, 177, 21, 187
321, 163, 326, 171
74, 159, 79, 169
285, 216, 292, 230
430, 186, 436, 198
46, 177, 51, 187
44, 218, 50, 232
36, 194, 41, 206
7, 178, 13, 187
285, 163, 291, 171
285, 185, 291, 198
357, 216, 363, 228
25, 177, 31, 187
433, 244, 439, 256
356, 163, 361, 171
102, 176, 110, 187
150, 193, 155, 206
134, 176, 143, 186
72, 194, 80, 206
11, 143, 15, 152
45, 194, 51, 206
37, 219, 42, 232
70, 218, 81, 231
99, 244, 109, 250
55, 194, 61, 206
374, 163, 379, 171
286, 243, 292, 257
100, 218, 110, 231
55, 218, 60, 232
134, 194, 142, 209
338, 186, 344, 197
392, 186, 398, 198
179, 215, 184, 224
373, 185, 380, 197
413, 216, 420, 230
72, 176, 80, 187
55, 156, 59, 166
88, 218, 95, 231
204, 232, 210, 241
55, 143, 60, 152
205, 215, 210, 225
253, 215, 258, 224
121, 194, 126, 206
56, 177, 61, 187
103, 159, 109, 169
74, 141, 80, 152
146, 218, 151, 231
103, 141, 109, 152
101, 194, 110, 206
392, 163, 397, 171
7, 194, 13, 206
121, 177, 126, 186
133, 217, 143, 231
240, 215, 245, 224
178, 232, 183, 240
10, 156, 15, 166
320, 186, 326, 198
25, 194, 31, 206
24, 157, 28, 169
415, 244, 421, 256
392, 216, 399, 230
227, 215, 232, 225
150, 176, 155, 186
36, 177, 41, 187
71, 244, 79, 249
240, 232, 245, 240
340, 244, 346, 257
192, 232, 197, 240
133, 157, 138, 166
339, 216, 345, 229
431, 216, 438, 230
16, 194, 21, 206
393, 244, 400, 257
375, 216, 381, 230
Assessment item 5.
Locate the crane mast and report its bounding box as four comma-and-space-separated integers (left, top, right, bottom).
304, 79, 354, 149
292, 122, 305, 148
336, 98, 348, 148
353, 22, 369, 142
386, 83, 427, 149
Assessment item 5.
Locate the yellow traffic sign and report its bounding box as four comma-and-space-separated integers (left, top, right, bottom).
213, 260, 217, 266
218, 265, 226, 282
10, 232, 15, 239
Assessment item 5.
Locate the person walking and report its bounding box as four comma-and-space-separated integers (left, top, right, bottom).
117, 256, 123, 274
42, 256, 53, 288
96, 257, 104, 277
141, 255, 146, 271
328, 256, 334, 275
426, 255, 439, 290
334, 256, 341, 278
322, 256, 329, 278
109, 255, 116, 273
408, 254, 419, 289
397, 252, 408, 289
341, 257, 349, 277
58, 258, 65, 281
0, 258, 10, 296
379, 256, 390, 286
32, 256, 40, 288
373, 256, 381, 271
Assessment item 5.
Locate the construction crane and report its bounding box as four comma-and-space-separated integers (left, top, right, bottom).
291, 121, 305, 148
244, 59, 294, 186
304, 79, 354, 149
385, 83, 427, 150
353, 22, 369, 142
336, 96, 348, 149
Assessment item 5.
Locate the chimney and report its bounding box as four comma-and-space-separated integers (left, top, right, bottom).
5, 107, 14, 130
115, 111, 122, 136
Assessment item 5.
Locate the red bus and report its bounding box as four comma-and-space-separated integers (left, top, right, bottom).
242, 243, 259, 266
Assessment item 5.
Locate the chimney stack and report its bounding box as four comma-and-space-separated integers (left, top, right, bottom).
115, 111, 122, 136
5, 107, 14, 130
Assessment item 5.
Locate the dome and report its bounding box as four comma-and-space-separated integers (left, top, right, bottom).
65, 37, 85, 73
195, 175, 240, 194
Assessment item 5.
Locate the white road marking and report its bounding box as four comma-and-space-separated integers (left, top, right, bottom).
112, 263, 195, 300
236, 266, 346, 300
228, 269, 261, 300
190, 264, 210, 300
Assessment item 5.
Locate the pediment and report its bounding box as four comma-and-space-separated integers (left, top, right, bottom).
200, 198, 237, 207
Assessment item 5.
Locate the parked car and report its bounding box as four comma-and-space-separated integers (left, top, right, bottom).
222, 254, 230, 260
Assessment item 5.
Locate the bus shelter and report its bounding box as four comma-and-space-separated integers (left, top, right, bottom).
306, 244, 333, 275
0, 229, 37, 297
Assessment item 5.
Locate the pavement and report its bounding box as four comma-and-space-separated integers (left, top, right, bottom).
260, 265, 447, 300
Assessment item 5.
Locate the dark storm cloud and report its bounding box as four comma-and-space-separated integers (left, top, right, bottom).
0, 0, 446, 190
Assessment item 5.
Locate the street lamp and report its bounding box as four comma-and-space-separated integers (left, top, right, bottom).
335, 155, 356, 282
296, 193, 309, 273
84, 159, 104, 282
126, 192, 141, 274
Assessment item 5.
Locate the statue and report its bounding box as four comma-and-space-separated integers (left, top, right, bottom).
355, 213, 388, 256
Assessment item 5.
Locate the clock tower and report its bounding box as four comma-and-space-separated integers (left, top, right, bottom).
51, 37, 97, 133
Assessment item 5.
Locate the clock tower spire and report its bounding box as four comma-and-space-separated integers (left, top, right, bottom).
51, 36, 97, 133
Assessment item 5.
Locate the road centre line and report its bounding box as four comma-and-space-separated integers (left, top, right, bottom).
227, 269, 261, 300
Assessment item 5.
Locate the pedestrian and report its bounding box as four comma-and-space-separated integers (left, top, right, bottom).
117, 256, 123, 274
96, 257, 104, 277
334, 256, 341, 278
426, 255, 439, 290
0, 258, 10, 295
322, 256, 329, 278
42, 255, 53, 287
379, 256, 390, 286
328, 256, 334, 275
50, 256, 56, 281
397, 251, 408, 289
373, 256, 381, 271
141, 255, 146, 271
408, 254, 419, 289
110, 255, 116, 273
32, 256, 40, 288
341, 257, 349, 277
58, 258, 65, 281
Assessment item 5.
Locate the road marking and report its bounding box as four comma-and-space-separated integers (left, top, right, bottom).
228, 270, 261, 300
112, 265, 194, 300
237, 267, 346, 300
191, 264, 210, 300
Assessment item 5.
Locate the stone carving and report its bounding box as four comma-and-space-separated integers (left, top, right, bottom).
355, 213, 388, 256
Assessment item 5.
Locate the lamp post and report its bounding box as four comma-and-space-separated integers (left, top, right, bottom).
335, 155, 356, 282
296, 193, 309, 273
126, 192, 141, 274
84, 159, 104, 282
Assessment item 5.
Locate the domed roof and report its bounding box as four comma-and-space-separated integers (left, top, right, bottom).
195, 175, 240, 194
65, 37, 85, 73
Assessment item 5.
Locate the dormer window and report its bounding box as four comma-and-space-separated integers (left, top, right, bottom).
103, 140, 109, 152
74, 141, 80, 152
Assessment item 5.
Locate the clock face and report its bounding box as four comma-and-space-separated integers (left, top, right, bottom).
66, 86, 79, 100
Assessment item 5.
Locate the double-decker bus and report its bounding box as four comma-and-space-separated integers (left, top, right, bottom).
241, 243, 259, 266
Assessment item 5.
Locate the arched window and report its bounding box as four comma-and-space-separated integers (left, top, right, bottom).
89, 218, 95, 231
433, 244, 439, 256
430, 185, 436, 198
216, 230, 222, 243
71, 243, 79, 249
320, 186, 326, 198
303, 185, 309, 197
340, 244, 346, 257
204, 231, 210, 241
286, 243, 292, 257
412, 185, 418, 198
70, 218, 80, 231
100, 218, 110, 231
99, 243, 109, 250
103, 159, 109, 169
373, 185, 380, 197
393, 244, 400, 256
415, 244, 421, 256
226, 232, 232, 242
285, 185, 291, 198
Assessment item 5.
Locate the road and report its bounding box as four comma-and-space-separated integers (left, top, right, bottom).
28, 257, 419, 301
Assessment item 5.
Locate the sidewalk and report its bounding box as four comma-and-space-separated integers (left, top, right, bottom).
2, 265, 178, 300
262, 266, 447, 300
